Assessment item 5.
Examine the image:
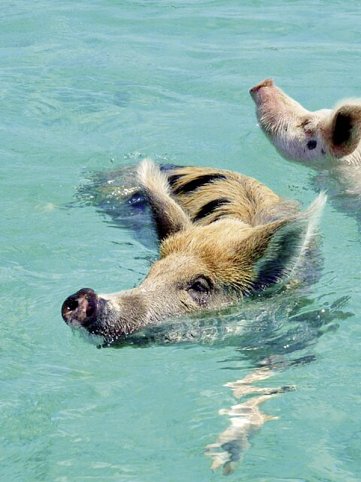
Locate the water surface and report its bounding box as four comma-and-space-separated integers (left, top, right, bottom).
1, 1, 361, 480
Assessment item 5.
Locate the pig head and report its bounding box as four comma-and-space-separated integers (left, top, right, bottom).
62, 160, 325, 345
250, 79, 361, 169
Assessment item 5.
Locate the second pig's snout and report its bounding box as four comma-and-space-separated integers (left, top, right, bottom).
249, 78, 274, 99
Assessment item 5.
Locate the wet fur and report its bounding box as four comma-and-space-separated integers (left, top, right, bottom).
63, 159, 326, 345
164, 165, 299, 226
140, 160, 325, 294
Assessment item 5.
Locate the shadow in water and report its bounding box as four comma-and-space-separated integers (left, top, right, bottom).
73, 162, 177, 249
124, 291, 352, 474
184, 293, 352, 474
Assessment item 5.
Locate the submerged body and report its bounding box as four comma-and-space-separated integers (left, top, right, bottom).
250, 79, 361, 195
62, 161, 325, 345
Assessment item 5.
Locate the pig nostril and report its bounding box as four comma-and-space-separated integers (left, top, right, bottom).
61, 295, 79, 321
65, 297, 79, 313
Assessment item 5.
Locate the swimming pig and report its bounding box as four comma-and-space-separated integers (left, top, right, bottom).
250, 79, 361, 195
62, 160, 325, 345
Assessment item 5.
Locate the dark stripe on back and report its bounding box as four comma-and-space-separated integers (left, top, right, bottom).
172, 173, 227, 195
167, 173, 185, 187
193, 198, 231, 222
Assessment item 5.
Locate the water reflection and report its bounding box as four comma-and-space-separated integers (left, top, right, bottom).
311, 169, 361, 232
205, 366, 289, 474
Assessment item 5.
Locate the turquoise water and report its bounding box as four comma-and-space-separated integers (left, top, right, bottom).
1, 1, 361, 480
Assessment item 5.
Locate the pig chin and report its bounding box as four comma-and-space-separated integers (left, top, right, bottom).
84, 303, 131, 344
87, 300, 156, 344
272, 134, 318, 165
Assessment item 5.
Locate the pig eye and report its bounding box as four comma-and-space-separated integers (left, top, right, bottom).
190, 279, 210, 293
187, 277, 213, 303
307, 140, 317, 150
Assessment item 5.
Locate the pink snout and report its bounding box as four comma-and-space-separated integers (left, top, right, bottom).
249, 78, 274, 99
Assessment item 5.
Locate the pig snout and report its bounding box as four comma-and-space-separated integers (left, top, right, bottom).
249, 78, 274, 100
62, 288, 99, 327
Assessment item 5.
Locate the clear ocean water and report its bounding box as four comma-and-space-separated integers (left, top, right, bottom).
1, 1, 361, 481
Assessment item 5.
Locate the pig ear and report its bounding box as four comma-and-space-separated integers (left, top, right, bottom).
324, 103, 361, 158
137, 159, 191, 241
248, 193, 326, 292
